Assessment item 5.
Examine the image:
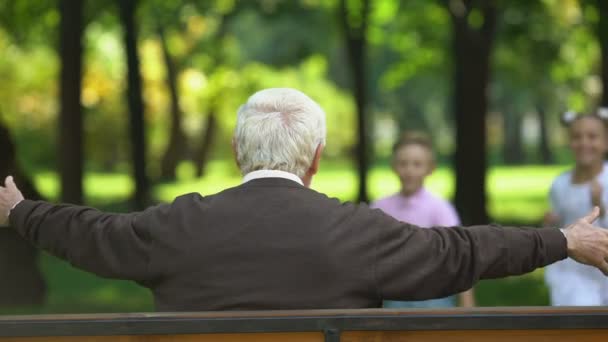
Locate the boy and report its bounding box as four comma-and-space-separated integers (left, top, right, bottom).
372, 132, 475, 308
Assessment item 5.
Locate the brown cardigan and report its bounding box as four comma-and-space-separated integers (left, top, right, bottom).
9, 178, 567, 311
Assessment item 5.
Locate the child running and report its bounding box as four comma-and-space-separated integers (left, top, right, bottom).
544, 109, 608, 306
371, 132, 475, 308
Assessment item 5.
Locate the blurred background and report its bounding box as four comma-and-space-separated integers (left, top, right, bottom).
0, 0, 605, 313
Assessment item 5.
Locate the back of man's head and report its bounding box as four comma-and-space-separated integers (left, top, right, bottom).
234, 88, 326, 178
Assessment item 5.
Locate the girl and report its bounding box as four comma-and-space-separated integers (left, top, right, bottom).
544, 109, 608, 305
371, 132, 475, 308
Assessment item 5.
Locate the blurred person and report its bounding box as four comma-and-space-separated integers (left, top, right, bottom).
544, 109, 608, 306
372, 132, 475, 308
1, 88, 608, 312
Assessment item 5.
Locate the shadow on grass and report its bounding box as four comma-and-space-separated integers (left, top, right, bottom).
475, 270, 550, 306
0, 252, 154, 315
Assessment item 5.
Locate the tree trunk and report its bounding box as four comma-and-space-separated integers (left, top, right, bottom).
119, 0, 149, 209
0, 122, 46, 307
596, 0, 608, 106
191, 15, 232, 179
158, 23, 188, 181
397, 100, 428, 132
536, 104, 553, 164
502, 107, 524, 165
58, 0, 84, 205
339, 0, 371, 203
449, 1, 497, 225
194, 110, 217, 178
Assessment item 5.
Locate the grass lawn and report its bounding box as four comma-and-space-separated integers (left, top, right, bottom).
3, 162, 569, 314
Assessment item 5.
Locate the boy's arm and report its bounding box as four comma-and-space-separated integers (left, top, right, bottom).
458, 288, 475, 307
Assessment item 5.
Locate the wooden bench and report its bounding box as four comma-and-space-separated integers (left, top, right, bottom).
1, 307, 607, 341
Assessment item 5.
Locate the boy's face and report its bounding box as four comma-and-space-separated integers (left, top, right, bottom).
392, 144, 434, 196
569, 117, 608, 168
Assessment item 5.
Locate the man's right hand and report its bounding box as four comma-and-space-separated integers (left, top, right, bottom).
563, 207, 608, 275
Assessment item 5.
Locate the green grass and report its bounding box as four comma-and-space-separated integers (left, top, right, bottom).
37, 253, 153, 314
3, 162, 570, 314
34, 161, 568, 224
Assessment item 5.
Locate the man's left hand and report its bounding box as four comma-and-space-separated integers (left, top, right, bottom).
564, 207, 608, 275
0, 176, 24, 226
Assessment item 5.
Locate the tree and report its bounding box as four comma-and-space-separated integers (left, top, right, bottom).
493, 1, 564, 165
193, 110, 218, 178
593, 0, 608, 106
536, 103, 553, 164
0, 121, 46, 307
58, 0, 84, 204
366, 1, 453, 164
447, 0, 497, 224
139, 1, 239, 180
157, 21, 188, 181
191, 11, 234, 178
118, 0, 149, 209
502, 107, 525, 164
339, 0, 371, 203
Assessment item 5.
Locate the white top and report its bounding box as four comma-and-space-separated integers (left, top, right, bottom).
545, 162, 608, 306
549, 163, 608, 229
242, 170, 304, 186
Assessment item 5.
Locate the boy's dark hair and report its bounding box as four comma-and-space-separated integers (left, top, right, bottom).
392, 131, 435, 160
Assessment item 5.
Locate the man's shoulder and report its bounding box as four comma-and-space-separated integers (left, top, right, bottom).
172, 192, 205, 204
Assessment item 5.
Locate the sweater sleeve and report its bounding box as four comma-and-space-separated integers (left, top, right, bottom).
371, 209, 567, 301
9, 199, 171, 282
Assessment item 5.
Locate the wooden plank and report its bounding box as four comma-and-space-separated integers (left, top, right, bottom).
342, 330, 608, 342
2, 306, 608, 322
2, 308, 608, 337
0, 332, 323, 342
1, 330, 607, 342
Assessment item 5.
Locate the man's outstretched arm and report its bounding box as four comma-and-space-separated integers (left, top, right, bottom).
371, 205, 608, 301
0, 176, 167, 283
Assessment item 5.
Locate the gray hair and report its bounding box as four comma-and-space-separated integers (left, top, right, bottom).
234, 88, 327, 178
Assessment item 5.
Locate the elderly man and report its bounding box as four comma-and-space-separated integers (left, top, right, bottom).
1, 88, 608, 311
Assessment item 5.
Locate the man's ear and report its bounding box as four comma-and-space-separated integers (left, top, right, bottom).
231, 138, 240, 169
309, 144, 324, 175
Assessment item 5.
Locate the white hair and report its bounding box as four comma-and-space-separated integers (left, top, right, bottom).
234, 88, 327, 178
